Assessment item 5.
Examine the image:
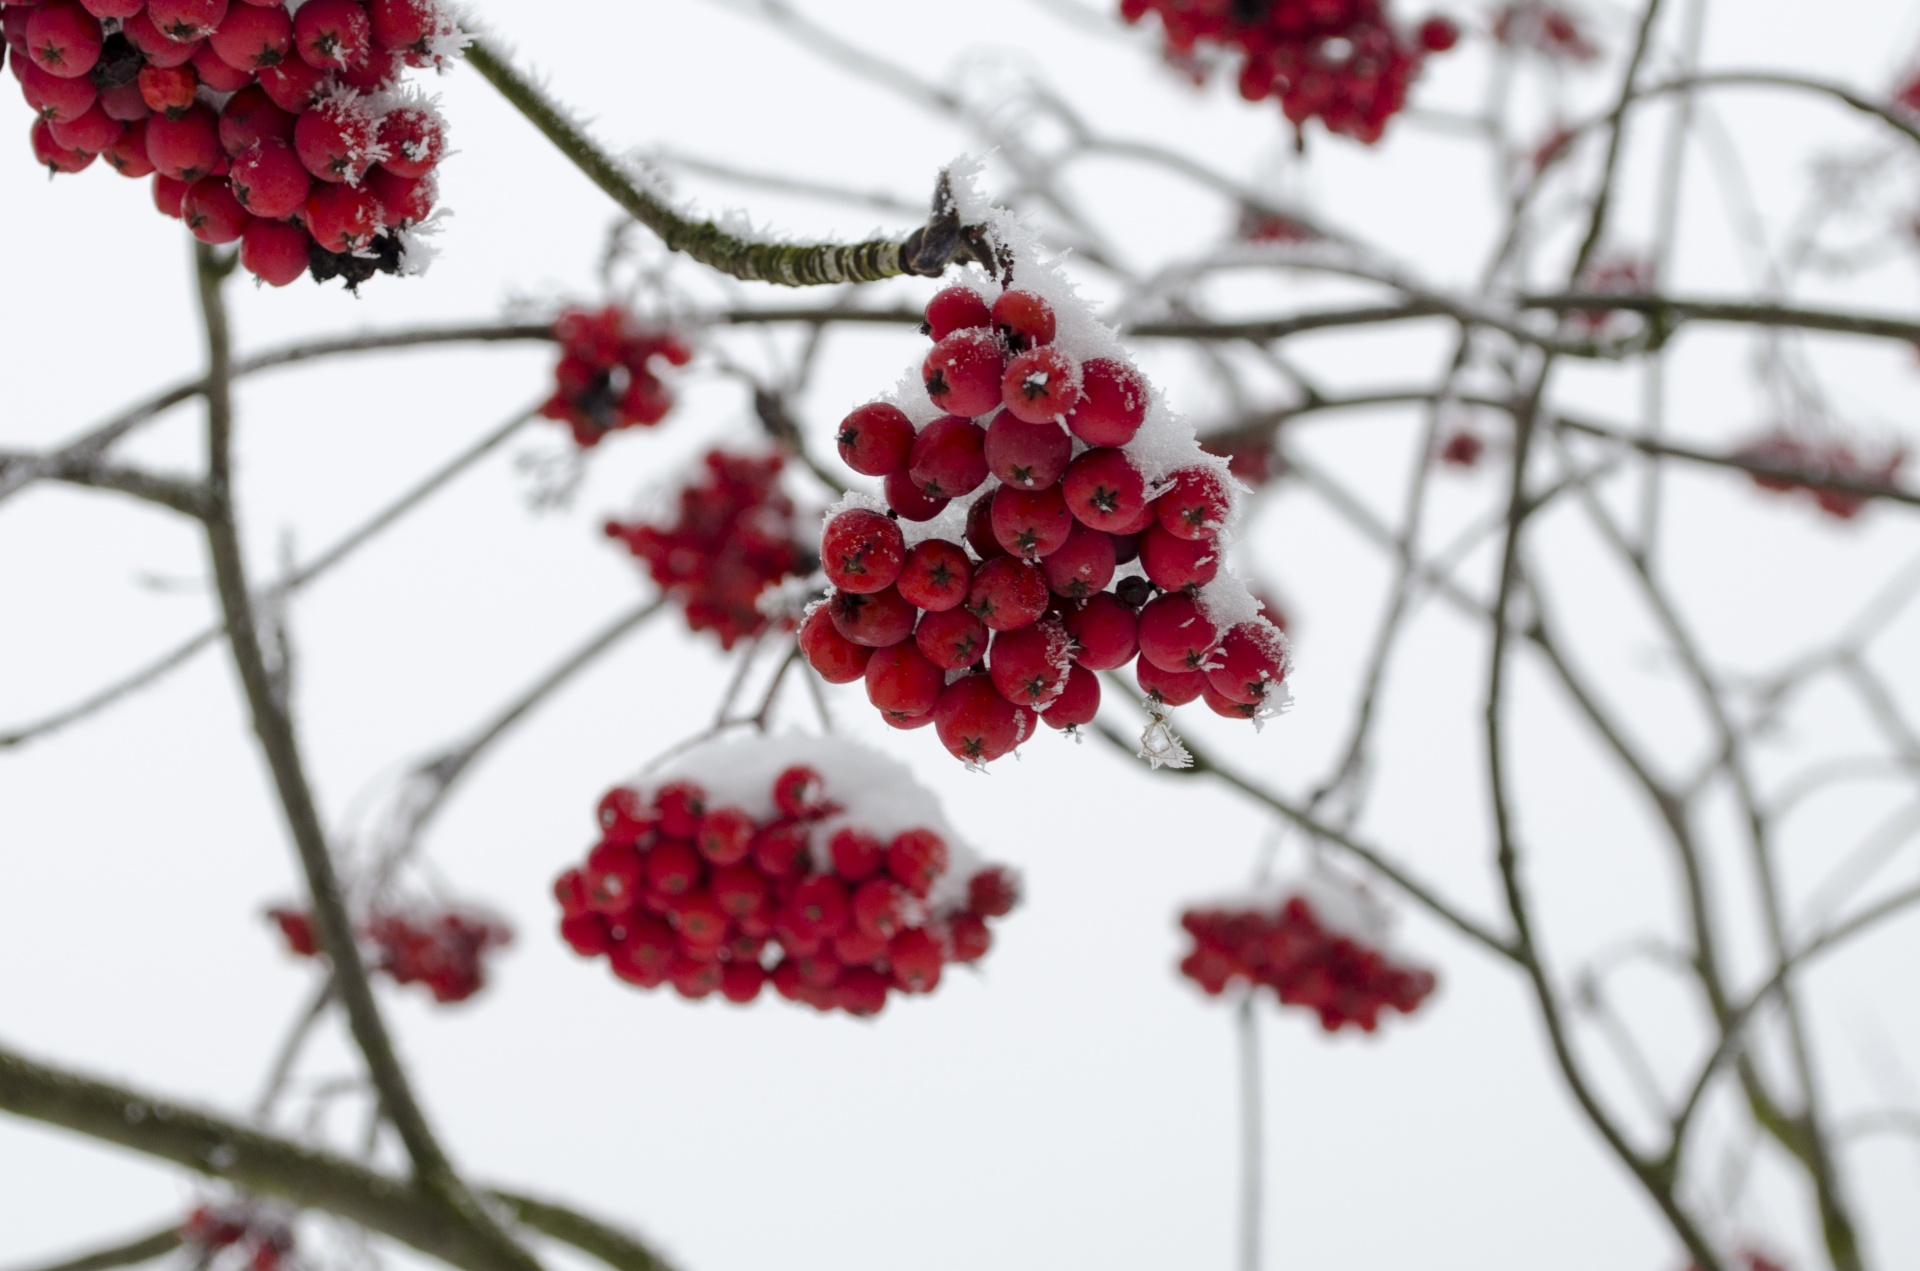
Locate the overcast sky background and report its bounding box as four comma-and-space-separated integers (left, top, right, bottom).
5, 2, 1920, 1270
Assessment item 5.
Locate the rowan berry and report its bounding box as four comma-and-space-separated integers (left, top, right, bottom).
183, 174, 252, 243
219, 86, 295, 155
988, 618, 1073, 709
827, 585, 917, 649
991, 289, 1055, 351
907, 415, 989, 499
821, 508, 906, 595
836, 402, 915, 477
896, 538, 972, 612
694, 806, 756, 866
968, 867, 1021, 918
711, 863, 770, 917
375, 105, 442, 178
889, 928, 944, 993
965, 493, 1007, 561
882, 470, 950, 522
1137, 656, 1208, 706
948, 913, 992, 962
26, 3, 103, 80
1206, 619, 1289, 704
228, 138, 308, 217
192, 41, 254, 92
304, 179, 381, 251
1042, 523, 1118, 599
646, 839, 703, 897
772, 765, 830, 820
851, 876, 908, 940
923, 285, 992, 340
923, 327, 1006, 417
829, 827, 884, 881
1001, 346, 1083, 424
885, 828, 948, 897
1139, 521, 1221, 590
933, 674, 1031, 764
1039, 663, 1101, 729
990, 483, 1074, 560
1137, 592, 1221, 673
801, 605, 872, 683
751, 820, 811, 878
293, 0, 370, 69
1065, 357, 1147, 446
148, 0, 230, 43
915, 606, 990, 671
654, 781, 705, 838
1062, 447, 1149, 532
209, 3, 292, 70
864, 639, 945, 719
48, 102, 120, 153
985, 408, 1073, 489
139, 64, 200, 117
786, 875, 850, 941
105, 120, 157, 177
1157, 466, 1230, 539
121, 12, 201, 68
293, 94, 377, 184
146, 102, 222, 181
966, 557, 1049, 631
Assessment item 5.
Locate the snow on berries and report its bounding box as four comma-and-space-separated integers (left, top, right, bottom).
806, 198, 1291, 768
3, 0, 462, 289
180, 1200, 298, 1271
603, 449, 810, 649
1178, 874, 1436, 1033
540, 305, 694, 447
553, 734, 1021, 1016
267, 902, 512, 1004
1733, 428, 1909, 521
1117, 0, 1457, 143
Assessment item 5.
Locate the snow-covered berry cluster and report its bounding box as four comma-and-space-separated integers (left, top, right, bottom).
804, 269, 1290, 768
4, 0, 460, 288
181, 1201, 296, 1271
1178, 879, 1435, 1032
1117, 0, 1457, 143
1734, 429, 1909, 521
1490, 2, 1600, 62
554, 735, 1020, 1016
539, 306, 693, 447
267, 902, 511, 1004
604, 449, 809, 650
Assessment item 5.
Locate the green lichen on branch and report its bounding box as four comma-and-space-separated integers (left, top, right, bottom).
465, 39, 959, 286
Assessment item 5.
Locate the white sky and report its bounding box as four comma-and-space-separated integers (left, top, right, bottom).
4, 2, 1920, 1270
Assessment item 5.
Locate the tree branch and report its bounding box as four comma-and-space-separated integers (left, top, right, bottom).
0, 1227, 181, 1271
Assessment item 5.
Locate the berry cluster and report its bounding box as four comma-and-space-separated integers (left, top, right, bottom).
540, 306, 693, 447
180, 1202, 296, 1271
604, 449, 809, 649
804, 280, 1290, 767
1178, 886, 1435, 1032
553, 735, 1020, 1016
268, 902, 511, 1004
4, 0, 459, 289
1734, 429, 1909, 521
1490, 2, 1599, 62
1570, 254, 1651, 334
1118, 0, 1457, 143
1436, 429, 1485, 468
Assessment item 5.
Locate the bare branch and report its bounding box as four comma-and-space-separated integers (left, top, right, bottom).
0, 1227, 181, 1271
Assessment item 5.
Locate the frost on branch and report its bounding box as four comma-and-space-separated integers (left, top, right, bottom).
1178, 870, 1436, 1033
553, 734, 1021, 1016
3, 0, 467, 290
803, 163, 1293, 766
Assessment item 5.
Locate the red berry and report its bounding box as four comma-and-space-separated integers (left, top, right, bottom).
821, 508, 906, 595
560, 912, 613, 958
1063, 447, 1151, 534
257, 56, 331, 112
863, 639, 945, 721
667, 953, 723, 998
597, 786, 655, 846
750, 820, 811, 878
711, 863, 770, 918
655, 781, 706, 838
1065, 357, 1148, 446
268, 907, 319, 957
886, 829, 948, 897
1157, 467, 1231, 539
121, 12, 201, 69
98, 85, 153, 126
933, 674, 1032, 765
219, 86, 296, 156
368, 0, 438, 54
152, 173, 191, 218
646, 838, 703, 896
882, 470, 950, 522
991, 289, 1056, 351
833, 925, 889, 967
1200, 679, 1261, 719
826, 585, 917, 648
209, 2, 291, 70
694, 806, 756, 866
191, 40, 254, 92
1137, 592, 1221, 673
182, 175, 252, 244
915, 606, 989, 671
800, 605, 872, 683
18, 59, 99, 125
907, 415, 989, 500
967, 867, 1021, 917
293, 0, 371, 69
366, 166, 433, 226
1040, 662, 1101, 729
48, 102, 121, 154
228, 139, 309, 218
26, 3, 103, 79
719, 961, 766, 1004
965, 493, 1007, 561
1139, 521, 1221, 590
948, 913, 992, 962
785, 875, 850, 940
80, 0, 149, 17
293, 94, 377, 184
988, 618, 1073, 709
1041, 523, 1118, 599
304, 180, 382, 252
990, 483, 1074, 560
582, 841, 643, 915
1419, 16, 1459, 52
375, 104, 443, 178
1064, 592, 1139, 670
895, 538, 972, 612
984, 409, 1072, 489
851, 877, 908, 940
139, 63, 200, 116
771, 765, 829, 820
923, 285, 992, 340
889, 927, 945, 993
1205, 619, 1289, 704
147, 0, 229, 43
882, 708, 936, 732
836, 402, 915, 477
835, 966, 890, 1016
670, 889, 729, 947
104, 120, 158, 177
829, 827, 884, 881
1000, 346, 1082, 424
922, 327, 1005, 418
966, 557, 1049, 631
145, 103, 222, 182
1137, 657, 1208, 706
